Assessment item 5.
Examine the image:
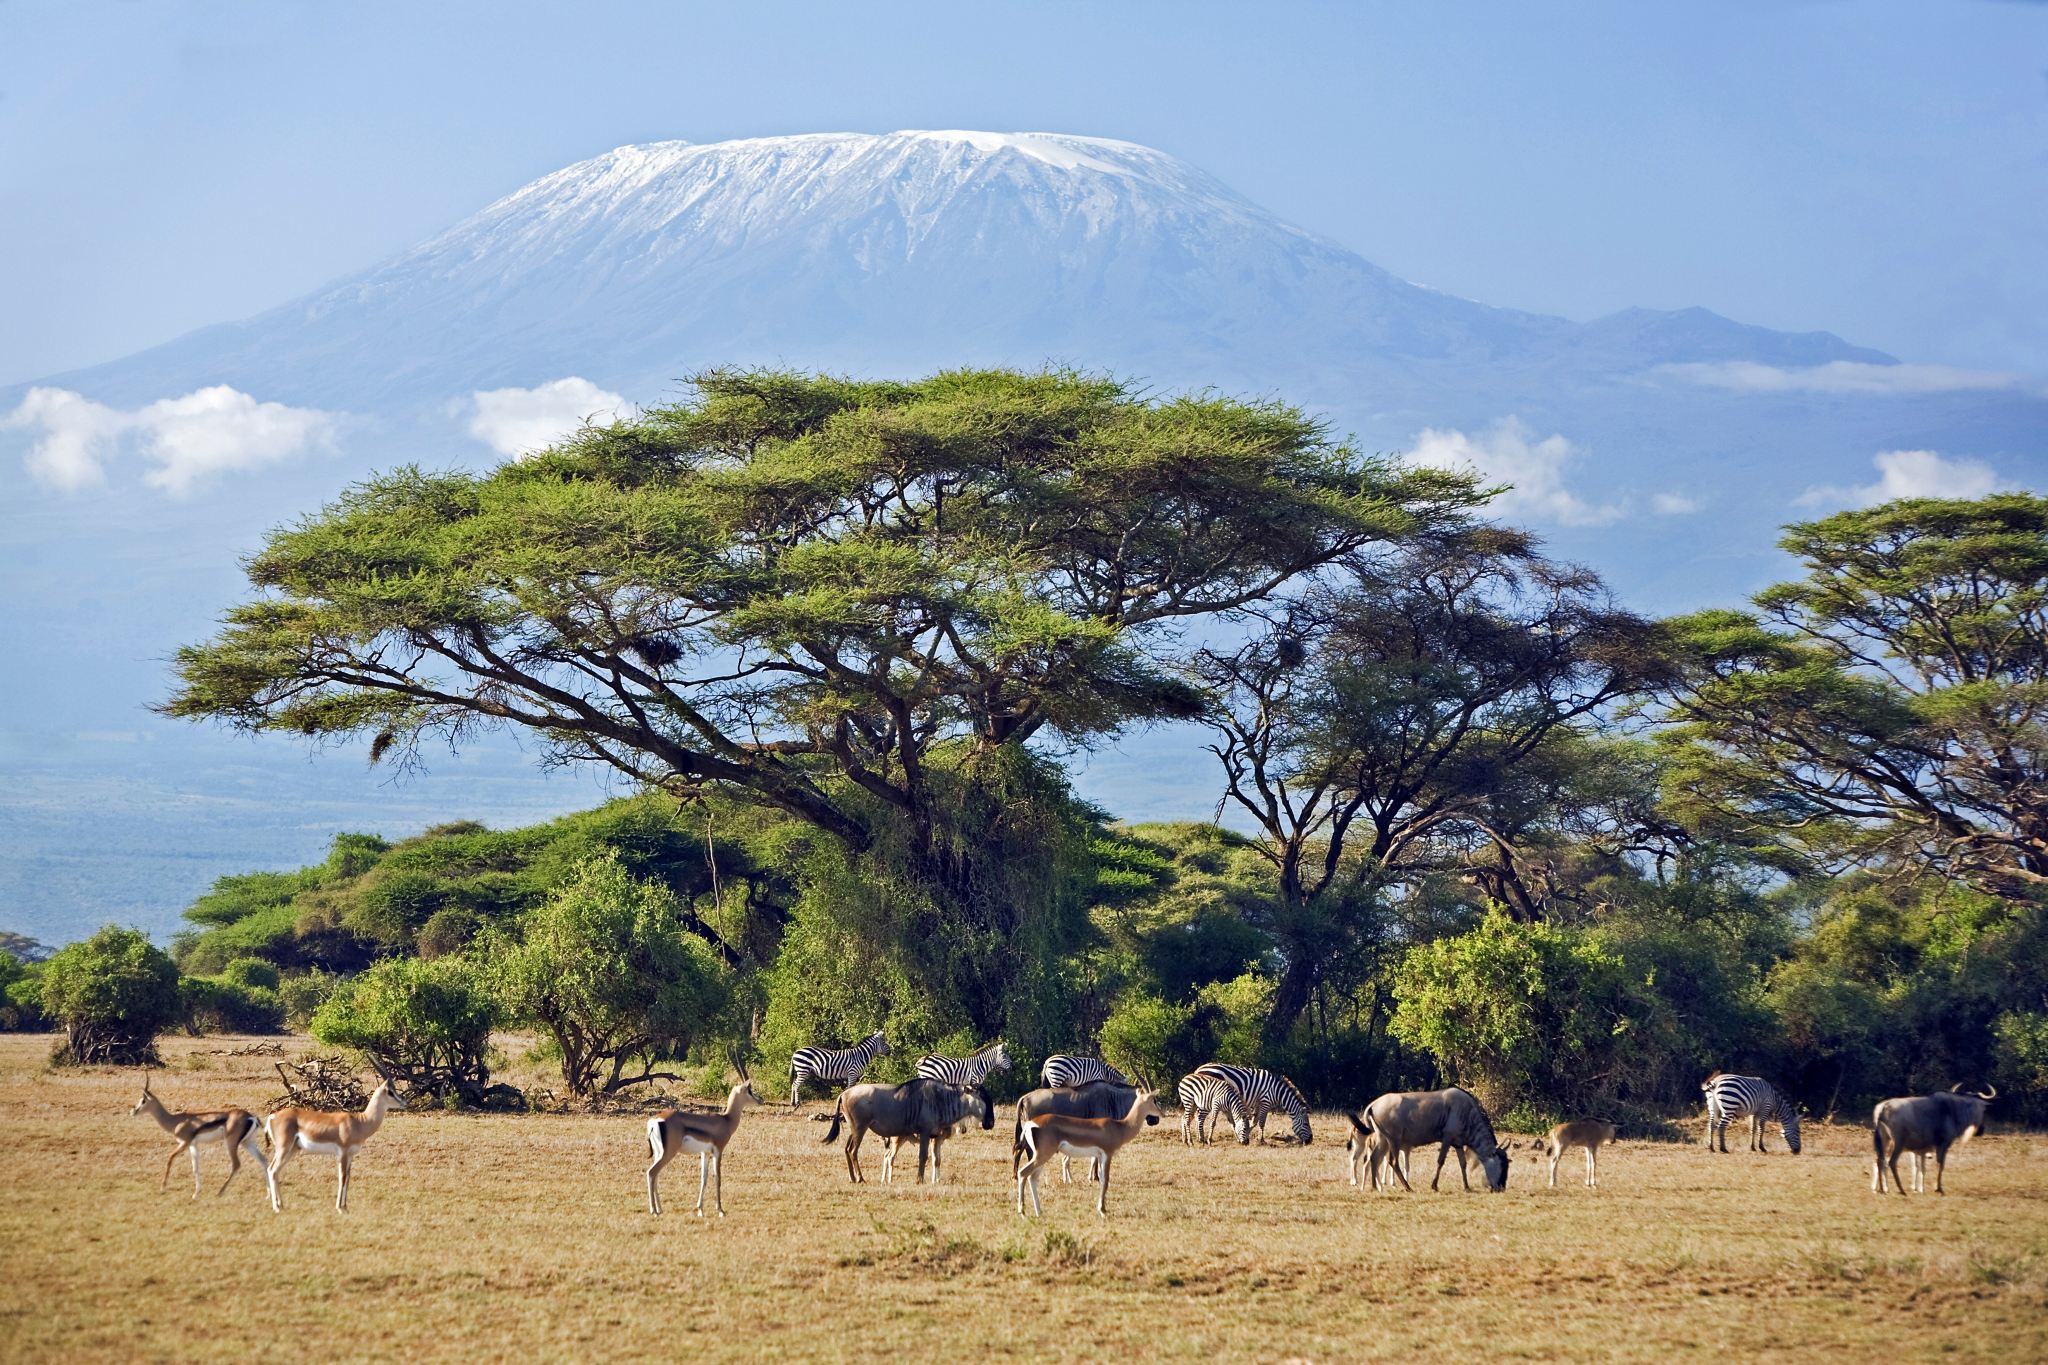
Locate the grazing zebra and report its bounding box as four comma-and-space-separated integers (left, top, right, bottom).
916, 1041, 1013, 1087
1193, 1063, 1313, 1145
789, 1030, 889, 1109
1176, 1072, 1253, 1146
1701, 1071, 1802, 1154
1041, 1055, 1128, 1090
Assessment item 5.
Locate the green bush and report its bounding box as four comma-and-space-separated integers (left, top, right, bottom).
486, 851, 731, 1097
221, 957, 281, 991
1097, 989, 1197, 1087
311, 955, 498, 1103
0, 957, 45, 1031
276, 970, 339, 1028
1390, 912, 1675, 1114
179, 975, 285, 1034
39, 926, 182, 1065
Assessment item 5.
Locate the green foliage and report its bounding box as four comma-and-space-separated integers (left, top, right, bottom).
311, 955, 499, 1103
1097, 990, 1197, 1086
485, 851, 731, 1097
1390, 912, 1674, 1114
39, 927, 182, 1065
276, 970, 339, 1028
221, 957, 281, 991
0, 955, 45, 1031
179, 974, 285, 1035
1660, 494, 2048, 897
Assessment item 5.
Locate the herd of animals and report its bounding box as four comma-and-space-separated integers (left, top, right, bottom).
127, 1031, 2005, 1219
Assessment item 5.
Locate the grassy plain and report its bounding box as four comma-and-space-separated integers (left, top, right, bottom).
1, 1032, 2044, 1363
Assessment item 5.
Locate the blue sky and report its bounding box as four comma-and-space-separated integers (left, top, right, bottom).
2, 0, 2044, 386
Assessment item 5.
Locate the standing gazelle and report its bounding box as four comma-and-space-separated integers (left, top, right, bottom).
131, 1072, 266, 1198
1537, 1119, 1619, 1188
646, 1057, 762, 1216
263, 1077, 406, 1212
1015, 1080, 1162, 1218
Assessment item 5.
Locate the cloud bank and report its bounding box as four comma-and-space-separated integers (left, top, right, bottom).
1405, 418, 1632, 527
466, 377, 629, 457
6, 385, 336, 493
1796, 449, 2014, 509
1659, 360, 2020, 396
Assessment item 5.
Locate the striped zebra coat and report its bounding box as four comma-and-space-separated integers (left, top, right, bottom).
1193, 1063, 1312, 1145
1041, 1055, 1127, 1090
1702, 1072, 1802, 1154
915, 1041, 1012, 1087
1176, 1071, 1252, 1146
789, 1031, 889, 1109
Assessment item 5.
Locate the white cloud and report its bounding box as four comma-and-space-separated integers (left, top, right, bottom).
6, 384, 336, 494
3, 387, 128, 490
1795, 449, 2008, 509
1651, 492, 1701, 516
1658, 360, 2020, 396
467, 377, 629, 457
134, 386, 337, 494
1406, 417, 1628, 527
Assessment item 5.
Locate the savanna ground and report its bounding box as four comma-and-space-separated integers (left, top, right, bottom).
1, 1034, 2044, 1363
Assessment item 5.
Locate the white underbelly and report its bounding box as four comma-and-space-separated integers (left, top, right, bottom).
1055, 1140, 1107, 1160
677, 1136, 718, 1155
295, 1138, 344, 1155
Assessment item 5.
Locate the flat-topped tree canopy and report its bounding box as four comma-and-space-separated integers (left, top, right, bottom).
163, 367, 1486, 853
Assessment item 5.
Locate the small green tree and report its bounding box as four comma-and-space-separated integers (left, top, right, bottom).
1389, 911, 1670, 1115
39, 926, 182, 1064
311, 955, 498, 1103
486, 852, 730, 1098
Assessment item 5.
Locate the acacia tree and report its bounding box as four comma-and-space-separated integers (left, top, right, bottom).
1195, 529, 1663, 1041
1660, 494, 2048, 896
164, 369, 1482, 884
486, 852, 730, 1098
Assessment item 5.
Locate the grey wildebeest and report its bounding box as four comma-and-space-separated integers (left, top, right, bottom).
1015, 1083, 1164, 1218
822, 1077, 993, 1184
1536, 1119, 1619, 1188
1361, 1087, 1511, 1193
1872, 1084, 1996, 1196
1014, 1079, 1150, 1182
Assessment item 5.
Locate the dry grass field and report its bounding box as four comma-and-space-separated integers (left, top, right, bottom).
2, 1033, 2045, 1363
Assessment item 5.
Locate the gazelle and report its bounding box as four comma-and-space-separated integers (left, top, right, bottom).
646, 1057, 762, 1216
1015, 1080, 1162, 1218
1536, 1119, 1619, 1188
263, 1077, 406, 1212
131, 1071, 266, 1198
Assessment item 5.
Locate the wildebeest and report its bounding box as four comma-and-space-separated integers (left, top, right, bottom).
1014, 1079, 1147, 1182
1872, 1084, 1996, 1196
1535, 1119, 1619, 1188
1361, 1087, 1511, 1192
821, 1077, 992, 1184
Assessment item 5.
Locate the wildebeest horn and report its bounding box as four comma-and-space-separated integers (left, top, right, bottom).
1979, 1084, 1997, 1100
1951, 1082, 1963, 1093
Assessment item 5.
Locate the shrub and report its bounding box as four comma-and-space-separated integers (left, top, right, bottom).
39, 926, 182, 1065
0, 954, 45, 1030
311, 955, 498, 1103
276, 970, 340, 1028
1097, 989, 1197, 1086
1390, 912, 1674, 1114
486, 852, 730, 1097
179, 975, 285, 1034
221, 957, 281, 991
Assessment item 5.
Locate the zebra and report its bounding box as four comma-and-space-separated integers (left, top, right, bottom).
1041, 1055, 1128, 1090
1176, 1071, 1253, 1146
915, 1041, 1013, 1088
1701, 1071, 1802, 1154
789, 1030, 889, 1109
1192, 1063, 1313, 1145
